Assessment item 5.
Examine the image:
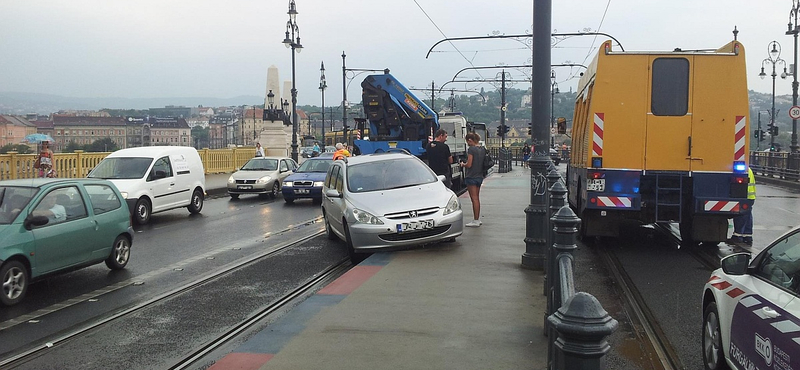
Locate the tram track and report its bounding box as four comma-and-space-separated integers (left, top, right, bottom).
0, 217, 349, 369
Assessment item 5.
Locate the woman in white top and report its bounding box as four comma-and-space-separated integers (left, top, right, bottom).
255, 143, 265, 157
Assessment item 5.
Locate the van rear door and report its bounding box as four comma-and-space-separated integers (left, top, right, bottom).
645, 56, 693, 171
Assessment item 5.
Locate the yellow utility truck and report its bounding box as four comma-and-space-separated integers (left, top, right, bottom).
567, 38, 750, 246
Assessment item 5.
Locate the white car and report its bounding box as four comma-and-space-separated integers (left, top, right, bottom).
321, 151, 463, 262
701, 226, 800, 370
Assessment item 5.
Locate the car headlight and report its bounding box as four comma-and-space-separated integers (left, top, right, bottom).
227, 175, 235, 184
283, 181, 293, 187
257, 176, 272, 184
352, 208, 384, 225
120, 191, 129, 199
313, 181, 324, 187
443, 194, 460, 215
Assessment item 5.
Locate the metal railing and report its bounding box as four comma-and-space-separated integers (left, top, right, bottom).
0, 147, 258, 180
750, 151, 800, 181
543, 162, 618, 370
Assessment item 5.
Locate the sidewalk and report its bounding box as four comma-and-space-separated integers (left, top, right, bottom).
205, 169, 549, 370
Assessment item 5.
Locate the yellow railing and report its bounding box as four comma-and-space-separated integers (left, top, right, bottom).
0, 147, 256, 180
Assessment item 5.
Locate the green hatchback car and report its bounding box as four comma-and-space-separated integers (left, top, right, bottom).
0, 178, 134, 306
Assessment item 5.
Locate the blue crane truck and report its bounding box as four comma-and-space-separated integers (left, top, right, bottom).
356, 70, 481, 192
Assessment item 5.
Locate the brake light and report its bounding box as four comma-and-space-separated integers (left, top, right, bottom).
589, 172, 605, 179
732, 176, 747, 184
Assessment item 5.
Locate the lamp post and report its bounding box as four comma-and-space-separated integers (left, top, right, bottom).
549, 75, 556, 148
320, 61, 327, 144
342, 52, 348, 146
253, 105, 257, 144
788, 1, 800, 154
759, 40, 787, 151
282, 0, 302, 162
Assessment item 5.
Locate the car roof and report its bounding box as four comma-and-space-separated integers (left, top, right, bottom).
105, 146, 199, 158
336, 151, 415, 165
0, 178, 116, 188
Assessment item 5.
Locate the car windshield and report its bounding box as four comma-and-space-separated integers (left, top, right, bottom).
242, 158, 278, 171
296, 159, 331, 173
347, 158, 437, 193
88, 157, 153, 179
0, 186, 39, 224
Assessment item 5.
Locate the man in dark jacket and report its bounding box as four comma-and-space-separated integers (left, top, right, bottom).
426, 129, 453, 189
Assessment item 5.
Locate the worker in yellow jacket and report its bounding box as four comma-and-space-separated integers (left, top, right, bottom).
731, 167, 756, 245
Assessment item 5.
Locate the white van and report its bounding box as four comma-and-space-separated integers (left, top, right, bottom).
88, 146, 206, 224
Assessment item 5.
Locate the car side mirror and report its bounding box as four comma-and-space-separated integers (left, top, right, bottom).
720, 253, 751, 275
438, 175, 446, 182
325, 189, 342, 199
24, 214, 49, 230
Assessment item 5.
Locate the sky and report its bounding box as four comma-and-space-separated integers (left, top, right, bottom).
1, 0, 798, 108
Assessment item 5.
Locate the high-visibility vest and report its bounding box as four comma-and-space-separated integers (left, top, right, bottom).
747, 168, 756, 200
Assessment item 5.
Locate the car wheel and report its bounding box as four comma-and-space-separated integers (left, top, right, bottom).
270, 182, 280, 198
344, 221, 367, 264
1, 261, 28, 306
229, 194, 240, 200
284, 197, 295, 204
324, 213, 337, 240
702, 302, 730, 370
188, 189, 203, 214
134, 197, 151, 225
105, 235, 131, 270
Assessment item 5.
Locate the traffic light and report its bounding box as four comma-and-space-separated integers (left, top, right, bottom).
754, 130, 760, 139
496, 126, 502, 138
502, 125, 510, 136
770, 125, 779, 136
557, 117, 567, 134
527, 122, 532, 135
759, 129, 766, 141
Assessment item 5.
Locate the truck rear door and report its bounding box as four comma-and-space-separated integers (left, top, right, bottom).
645, 57, 692, 171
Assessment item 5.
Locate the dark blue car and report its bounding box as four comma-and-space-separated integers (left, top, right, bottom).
281, 157, 332, 204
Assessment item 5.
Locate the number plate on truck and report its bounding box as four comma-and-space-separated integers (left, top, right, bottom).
586, 179, 605, 192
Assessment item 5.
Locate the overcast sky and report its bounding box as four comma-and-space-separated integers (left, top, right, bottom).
1, 0, 797, 108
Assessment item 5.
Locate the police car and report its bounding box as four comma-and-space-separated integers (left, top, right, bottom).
701, 226, 800, 370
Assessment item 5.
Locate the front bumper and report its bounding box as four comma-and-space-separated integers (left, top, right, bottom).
348, 209, 464, 252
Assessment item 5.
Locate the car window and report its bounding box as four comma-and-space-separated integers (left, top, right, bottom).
334, 166, 344, 192
348, 158, 437, 193
280, 160, 289, 172
754, 231, 800, 292
0, 186, 38, 224
242, 158, 277, 171
148, 156, 173, 181
326, 165, 339, 188
32, 186, 86, 225
85, 184, 122, 215
88, 157, 153, 180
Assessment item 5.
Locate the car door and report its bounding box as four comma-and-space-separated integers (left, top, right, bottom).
31, 186, 95, 274
148, 156, 178, 211
278, 159, 295, 183
324, 164, 346, 236
645, 56, 693, 171
728, 231, 800, 369
84, 183, 124, 259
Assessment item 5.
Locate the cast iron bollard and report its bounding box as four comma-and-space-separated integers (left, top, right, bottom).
548, 292, 618, 370
545, 205, 618, 370
498, 147, 512, 173
545, 180, 567, 297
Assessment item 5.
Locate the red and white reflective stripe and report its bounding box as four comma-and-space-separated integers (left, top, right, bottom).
592, 113, 604, 156
596, 196, 632, 208
734, 115, 746, 161
704, 201, 740, 212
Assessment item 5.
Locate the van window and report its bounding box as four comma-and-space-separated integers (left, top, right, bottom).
88, 157, 152, 180
148, 156, 173, 181
651, 58, 689, 116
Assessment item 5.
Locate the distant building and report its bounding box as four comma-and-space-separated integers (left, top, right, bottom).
0, 115, 37, 148
146, 117, 191, 146
148, 106, 191, 118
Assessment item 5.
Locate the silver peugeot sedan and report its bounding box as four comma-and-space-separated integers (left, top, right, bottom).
321, 151, 463, 262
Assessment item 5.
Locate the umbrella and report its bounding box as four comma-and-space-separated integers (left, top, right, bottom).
21, 133, 55, 144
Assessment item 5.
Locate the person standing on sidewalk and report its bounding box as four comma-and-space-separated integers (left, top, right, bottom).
426, 129, 453, 189
731, 167, 756, 244
255, 143, 265, 157
460, 132, 485, 227
521, 143, 531, 168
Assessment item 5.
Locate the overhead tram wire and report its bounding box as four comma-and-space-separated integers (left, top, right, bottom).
412, 0, 486, 81
579, 0, 613, 67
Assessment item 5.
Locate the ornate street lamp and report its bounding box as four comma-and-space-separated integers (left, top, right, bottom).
320, 61, 327, 143
759, 40, 787, 151
550, 70, 559, 149
282, 0, 302, 162
787, 2, 800, 153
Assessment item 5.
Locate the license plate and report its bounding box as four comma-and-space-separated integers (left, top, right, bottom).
294, 189, 310, 194
396, 219, 434, 233
238, 185, 252, 190
586, 179, 605, 192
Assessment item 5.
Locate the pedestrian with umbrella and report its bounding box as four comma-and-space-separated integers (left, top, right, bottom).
23, 134, 56, 178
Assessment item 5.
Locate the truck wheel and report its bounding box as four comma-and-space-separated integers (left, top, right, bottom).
188, 190, 203, 214
134, 198, 151, 225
